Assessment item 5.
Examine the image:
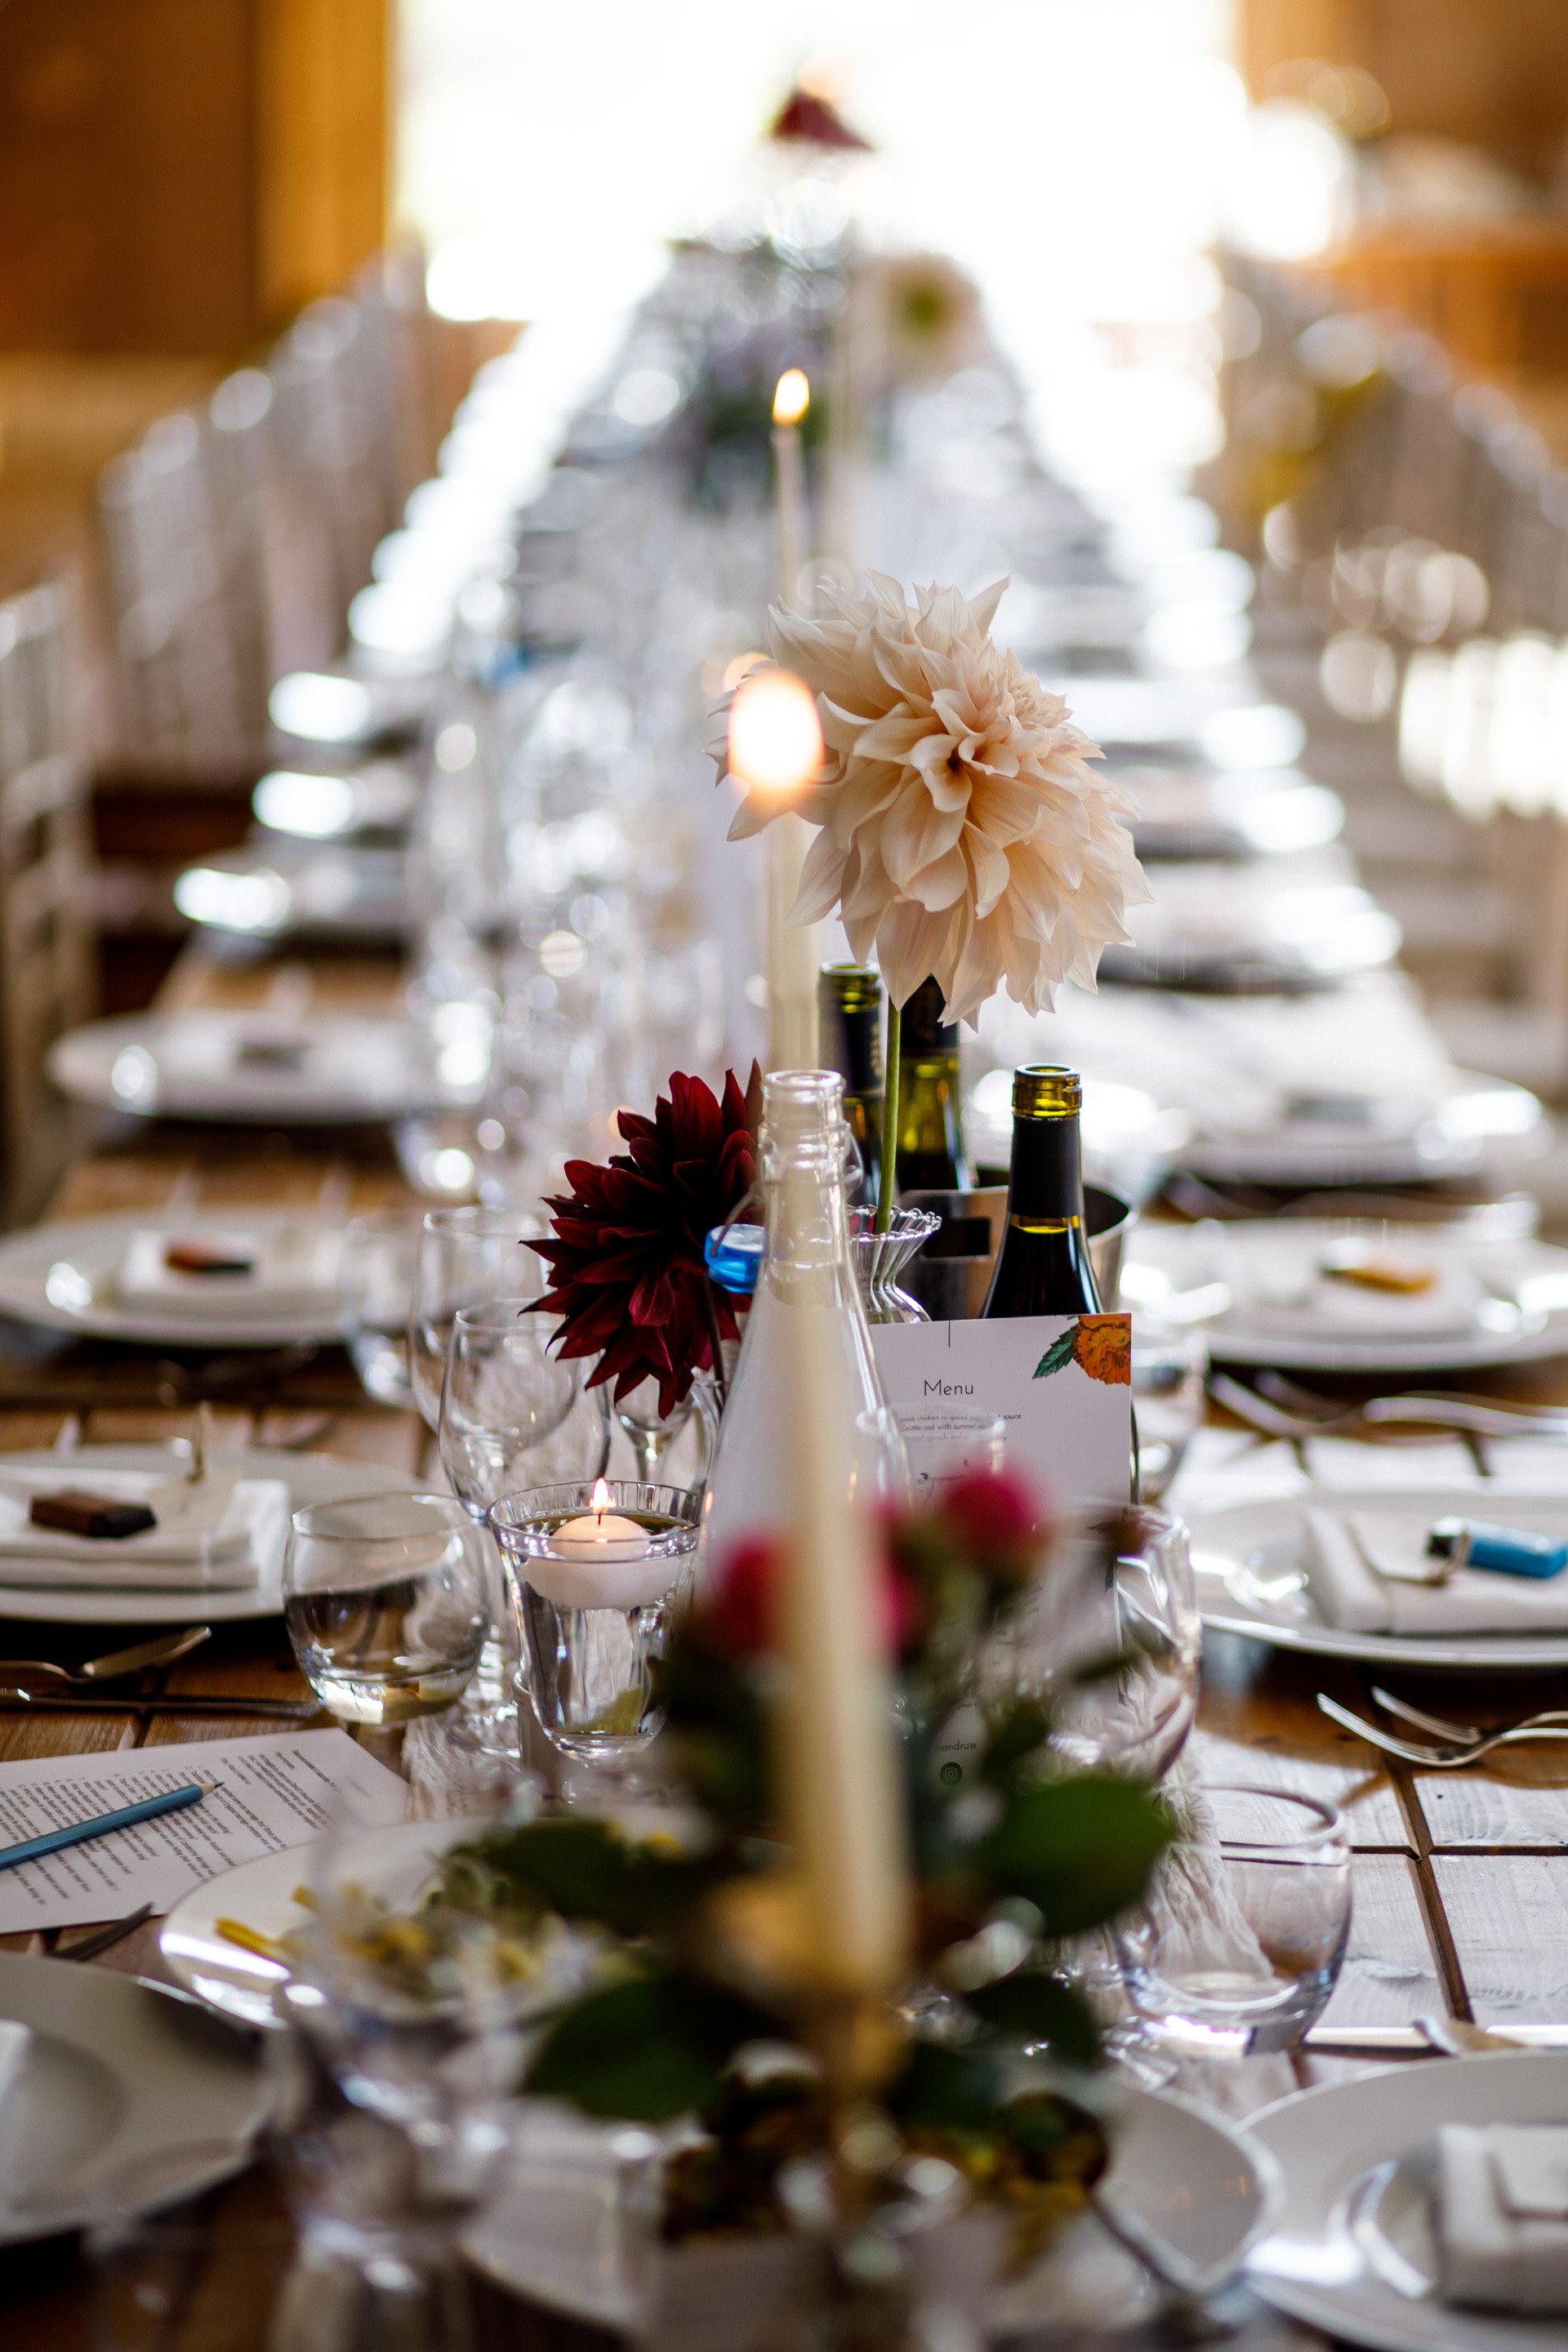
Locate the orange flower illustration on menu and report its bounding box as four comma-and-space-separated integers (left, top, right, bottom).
1032, 1315, 1131, 1386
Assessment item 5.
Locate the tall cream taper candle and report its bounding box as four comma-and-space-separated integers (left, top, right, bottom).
766, 369, 822, 1070
775, 1194, 907, 1997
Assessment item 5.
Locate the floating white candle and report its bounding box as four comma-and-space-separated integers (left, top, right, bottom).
550, 1479, 652, 1566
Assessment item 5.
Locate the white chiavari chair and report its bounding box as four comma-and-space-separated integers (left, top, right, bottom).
0, 583, 96, 1222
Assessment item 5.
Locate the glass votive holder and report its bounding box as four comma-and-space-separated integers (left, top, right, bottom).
487, 1481, 700, 1771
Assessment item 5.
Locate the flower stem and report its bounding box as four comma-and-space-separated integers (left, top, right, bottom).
875, 997, 901, 1234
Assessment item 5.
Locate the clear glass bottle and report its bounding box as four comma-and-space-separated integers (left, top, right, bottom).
699, 1070, 888, 1570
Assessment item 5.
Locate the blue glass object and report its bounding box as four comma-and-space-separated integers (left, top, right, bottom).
704, 1223, 764, 1297
1428, 1518, 1568, 1580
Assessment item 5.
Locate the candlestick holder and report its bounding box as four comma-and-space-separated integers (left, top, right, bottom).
488, 1481, 699, 1787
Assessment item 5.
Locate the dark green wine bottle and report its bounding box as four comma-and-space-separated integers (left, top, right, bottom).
817, 963, 883, 1208
981, 1065, 1102, 1317
895, 975, 973, 1194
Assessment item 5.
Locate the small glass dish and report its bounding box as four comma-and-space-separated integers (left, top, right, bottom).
488, 1481, 699, 1778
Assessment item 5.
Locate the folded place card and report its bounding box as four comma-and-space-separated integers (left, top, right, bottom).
871, 1314, 1132, 1509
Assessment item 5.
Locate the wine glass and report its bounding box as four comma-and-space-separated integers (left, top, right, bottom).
990, 1502, 1201, 1784
283, 1493, 492, 1727
438, 1300, 612, 1762
612, 1374, 700, 1484
339, 1209, 421, 1407
408, 1206, 545, 1434
439, 1302, 591, 1512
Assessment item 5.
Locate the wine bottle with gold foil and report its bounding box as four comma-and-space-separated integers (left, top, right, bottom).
817, 964, 883, 1208
894, 975, 973, 1195
981, 1066, 1101, 1317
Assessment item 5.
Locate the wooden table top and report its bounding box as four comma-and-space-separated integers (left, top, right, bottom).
6, 940, 1568, 2350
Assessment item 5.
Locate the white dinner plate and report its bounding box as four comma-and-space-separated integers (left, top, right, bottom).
0, 1209, 349, 1345
0, 1953, 269, 2244
1248, 2052, 1568, 2350
1126, 1219, 1568, 1373
466, 2080, 1277, 2338
48, 1008, 448, 1125
1191, 1485, 1568, 1671
1174, 1067, 1548, 1189
0, 1446, 413, 1624
159, 1816, 476, 2030
174, 844, 410, 942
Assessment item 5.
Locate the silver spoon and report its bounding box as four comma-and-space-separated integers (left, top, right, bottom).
0, 1625, 211, 1685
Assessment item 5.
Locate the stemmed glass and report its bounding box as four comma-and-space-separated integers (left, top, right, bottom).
340, 1209, 421, 1407
408, 1205, 545, 1432
409, 1209, 545, 1757
439, 1302, 600, 1510
612, 1374, 702, 1485
438, 1300, 612, 1762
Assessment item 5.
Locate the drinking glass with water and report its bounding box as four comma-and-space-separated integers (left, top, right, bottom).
1114, 1783, 1351, 2060
284, 1493, 491, 1726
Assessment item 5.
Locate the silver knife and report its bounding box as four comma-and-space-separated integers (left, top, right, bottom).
1306, 2020, 1568, 2055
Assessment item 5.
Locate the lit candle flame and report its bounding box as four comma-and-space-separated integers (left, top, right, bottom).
590, 1477, 612, 1517
728, 666, 823, 804
773, 369, 810, 428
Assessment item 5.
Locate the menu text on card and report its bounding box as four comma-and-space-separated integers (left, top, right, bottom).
871, 1313, 1132, 1508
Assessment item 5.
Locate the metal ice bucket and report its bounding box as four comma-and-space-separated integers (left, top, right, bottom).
898, 1183, 1135, 1321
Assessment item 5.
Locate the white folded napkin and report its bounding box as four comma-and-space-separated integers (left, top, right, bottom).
0, 1469, 287, 1588
115, 1225, 340, 1325
1303, 1507, 1568, 1635
1431, 2123, 1568, 2312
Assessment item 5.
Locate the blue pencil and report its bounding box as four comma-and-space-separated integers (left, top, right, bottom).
0, 1780, 216, 1874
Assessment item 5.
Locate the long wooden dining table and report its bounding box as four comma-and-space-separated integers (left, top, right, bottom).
7, 938, 1568, 2350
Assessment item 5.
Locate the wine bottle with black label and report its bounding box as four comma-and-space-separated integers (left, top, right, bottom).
895, 975, 973, 1194
981, 1065, 1101, 1317
817, 963, 884, 1208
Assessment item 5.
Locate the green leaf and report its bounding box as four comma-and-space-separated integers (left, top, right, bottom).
964, 1973, 1102, 2068
889, 2040, 1003, 2135
979, 1777, 1173, 1936
1031, 1326, 1078, 1380
526, 1971, 774, 2122
980, 1699, 1052, 1785
462, 1818, 719, 1937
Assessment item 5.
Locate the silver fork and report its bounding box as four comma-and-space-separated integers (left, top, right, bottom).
1212, 1370, 1568, 1446
1318, 1691, 1568, 1768
0, 1626, 211, 1685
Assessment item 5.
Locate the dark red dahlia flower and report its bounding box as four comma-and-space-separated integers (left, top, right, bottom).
527, 1070, 758, 1419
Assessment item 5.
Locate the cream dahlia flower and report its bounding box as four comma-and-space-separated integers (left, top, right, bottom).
716, 572, 1149, 1026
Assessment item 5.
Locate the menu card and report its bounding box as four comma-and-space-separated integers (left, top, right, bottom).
871, 1312, 1133, 1508
0, 1730, 408, 1934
